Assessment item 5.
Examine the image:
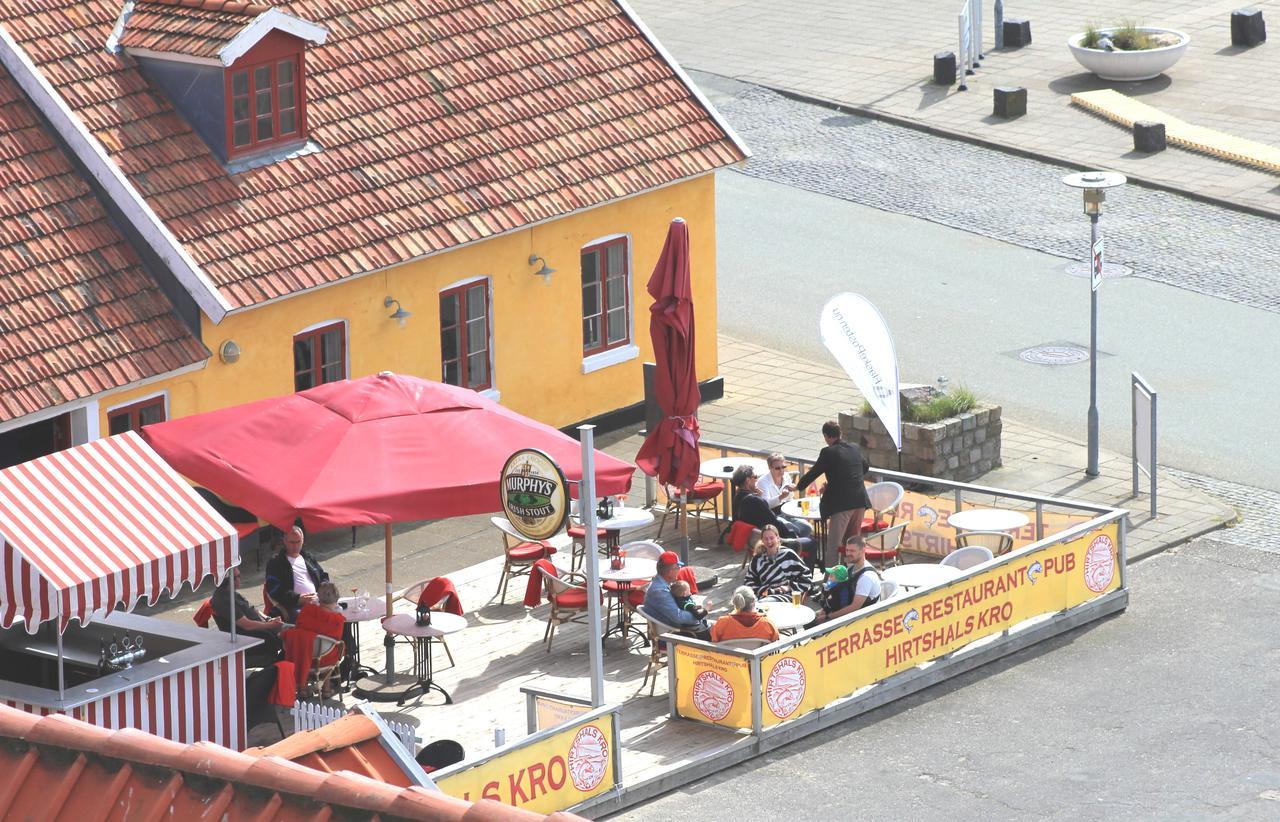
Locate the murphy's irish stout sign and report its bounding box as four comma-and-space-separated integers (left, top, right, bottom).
500, 449, 569, 541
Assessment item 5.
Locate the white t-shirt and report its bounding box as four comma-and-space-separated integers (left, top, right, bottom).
853, 566, 882, 602
288, 554, 316, 596
756, 472, 792, 509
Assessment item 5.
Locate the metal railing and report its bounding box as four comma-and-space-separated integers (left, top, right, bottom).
958, 0, 983, 90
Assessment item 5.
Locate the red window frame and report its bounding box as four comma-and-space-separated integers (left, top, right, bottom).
107, 396, 166, 436
293, 322, 346, 392
581, 237, 631, 356
439, 280, 492, 391
225, 51, 305, 157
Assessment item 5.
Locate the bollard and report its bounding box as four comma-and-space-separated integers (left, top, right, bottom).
1231, 9, 1266, 46
994, 0, 1005, 48
1133, 120, 1167, 153
1003, 17, 1032, 48
934, 51, 957, 85
993, 86, 1027, 118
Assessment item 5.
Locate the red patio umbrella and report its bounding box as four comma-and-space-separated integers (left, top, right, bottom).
142, 372, 635, 636
635, 218, 702, 522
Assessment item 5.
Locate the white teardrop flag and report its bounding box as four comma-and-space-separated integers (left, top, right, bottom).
819, 293, 902, 450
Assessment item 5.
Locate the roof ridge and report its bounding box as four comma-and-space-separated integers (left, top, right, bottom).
144, 0, 273, 15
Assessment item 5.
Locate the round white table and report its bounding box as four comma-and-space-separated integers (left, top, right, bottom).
597, 558, 657, 644
755, 601, 816, 634
596, 506, 655, 533
339, 596, 387, 680
779, 497, 823, 522
382, 611, 467, 705
883, 563, 963, 591
947, 508, 1030, 533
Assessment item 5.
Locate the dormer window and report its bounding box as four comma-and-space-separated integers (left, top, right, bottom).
227, 53, 304, 155
110, 1, 326, 164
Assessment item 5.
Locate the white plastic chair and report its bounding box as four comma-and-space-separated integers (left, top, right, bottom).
619, 540, 663, 560
879, 578, 900, 601
865, 481, 905, 526
720, 637, 769, 650
941, 545, 994, 570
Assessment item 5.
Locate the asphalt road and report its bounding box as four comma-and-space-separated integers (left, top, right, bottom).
610, 537, 1280, 820
714, 168, 1280, 491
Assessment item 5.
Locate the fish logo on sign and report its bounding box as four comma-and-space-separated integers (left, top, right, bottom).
567, 725, 610, 792
765, 657, 806, 719
902, 608, 920, 633
1026, 560, 1043, 585
917, 505, 939, 528
691, 670, 734, 721
1083, 533, 1117, 593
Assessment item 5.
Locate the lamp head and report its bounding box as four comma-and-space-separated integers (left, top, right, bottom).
384, 296, 411, 328
528, 254, 555, 281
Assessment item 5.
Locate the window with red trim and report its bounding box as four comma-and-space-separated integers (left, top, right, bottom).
440, 281, 491, 391
293, 323, 345, 392
108, 396, 166, 436
581, 237, 630, 355
226, 54, 304, 156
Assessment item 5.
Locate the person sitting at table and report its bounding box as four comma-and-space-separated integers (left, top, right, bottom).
643, 552, 711, 640
210, 565, 284, 668
814, 537, 881, 624
731, 465, 815, 558
745, 525, 814, 603
265, 526, 330, 621
669, 578, 708, 621
757, 453, 816, 538
285, 581, 347, 695
711, 586, 780, 643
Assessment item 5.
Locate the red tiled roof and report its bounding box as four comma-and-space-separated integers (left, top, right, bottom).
119, 1, 270, 60
248, 712, 415, 786
2, 0, 746, 311
0, 69, 207, 424
0, 705, 584, 821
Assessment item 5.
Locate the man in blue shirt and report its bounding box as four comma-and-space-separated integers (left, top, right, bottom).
643, 551, 711, 640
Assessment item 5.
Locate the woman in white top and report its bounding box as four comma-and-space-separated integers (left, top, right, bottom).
756, 453, 813, 541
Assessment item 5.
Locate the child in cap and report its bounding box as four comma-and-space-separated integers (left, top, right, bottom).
821, 564, 854, 616
670, 579, 707, 620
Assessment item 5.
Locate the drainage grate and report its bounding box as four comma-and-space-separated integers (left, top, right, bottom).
1018, 344, 1089, 365
1064, 261, 1132, 280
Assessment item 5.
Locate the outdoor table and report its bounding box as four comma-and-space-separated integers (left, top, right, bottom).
339, 596, 386, 682
755, 600, 816, 634
596, 505, 656, 552
700, 456, 767, 520
597, 557, 657, 645
883, 563, 963, 592
382, 611, 466, 706
779, 497, 826, 559
947, 508, 1030, 534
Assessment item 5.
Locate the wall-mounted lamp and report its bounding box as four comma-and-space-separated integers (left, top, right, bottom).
528, 254, 555, 281
384, 296, 411, 328
218, 340, 241, 364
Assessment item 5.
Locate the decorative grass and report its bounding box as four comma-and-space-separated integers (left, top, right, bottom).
1080, 21, 1158, 51
859, 387, 978, 424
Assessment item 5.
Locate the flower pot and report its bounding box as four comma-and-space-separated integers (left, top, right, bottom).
1067, 27, 1190, 81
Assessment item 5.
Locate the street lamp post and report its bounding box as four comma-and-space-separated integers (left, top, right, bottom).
1062, 170, 1126, 477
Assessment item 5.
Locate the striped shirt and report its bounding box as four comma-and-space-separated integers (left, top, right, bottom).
745, 548, 812, 602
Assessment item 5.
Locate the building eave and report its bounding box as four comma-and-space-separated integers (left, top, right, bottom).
219, 8, 328, 66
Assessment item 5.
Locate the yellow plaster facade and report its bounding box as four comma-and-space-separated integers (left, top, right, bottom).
98, 174, 720, 432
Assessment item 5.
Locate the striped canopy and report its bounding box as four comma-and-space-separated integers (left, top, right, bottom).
0, 432, 237, 633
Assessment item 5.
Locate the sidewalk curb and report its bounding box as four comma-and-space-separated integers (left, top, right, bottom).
730, 75, 1280, 223
1125, 517, 1235, 565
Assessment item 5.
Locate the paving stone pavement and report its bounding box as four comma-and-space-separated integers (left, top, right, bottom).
1166, 467, 1280, 553
698, 76, 1280, 314
633, 0, 1280, 216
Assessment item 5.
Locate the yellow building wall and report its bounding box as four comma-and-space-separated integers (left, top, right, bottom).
98, 174, 720, 432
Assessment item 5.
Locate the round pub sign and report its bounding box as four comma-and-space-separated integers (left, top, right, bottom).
500, 449, 569, 542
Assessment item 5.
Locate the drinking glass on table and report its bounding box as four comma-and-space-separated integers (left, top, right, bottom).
791, 590, 803, 606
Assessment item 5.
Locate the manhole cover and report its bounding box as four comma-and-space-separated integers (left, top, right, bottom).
1064, 261, 1132, 280
1018, 345, 1089, 365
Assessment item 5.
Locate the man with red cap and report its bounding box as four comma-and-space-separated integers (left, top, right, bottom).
642, 551, 711, 640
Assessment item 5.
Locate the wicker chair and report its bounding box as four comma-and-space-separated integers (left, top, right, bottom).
537, 565, 596, 653
955, 530, 1014, 556
657, 482, 724, 538
491, 516, 557, 603
634, 604, 680, 696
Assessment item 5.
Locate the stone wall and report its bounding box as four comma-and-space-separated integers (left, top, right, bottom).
838, 403, 1002, 484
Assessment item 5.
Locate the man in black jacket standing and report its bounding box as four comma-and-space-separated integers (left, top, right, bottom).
797, 420, 870, 567
264, 526, 329, 621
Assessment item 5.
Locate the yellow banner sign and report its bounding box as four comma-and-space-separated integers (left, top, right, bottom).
673, 644, 753, 729
435, 711, 615, 814
757, 522, 1121, 728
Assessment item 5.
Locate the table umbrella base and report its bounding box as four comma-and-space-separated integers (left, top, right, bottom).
354, 673, 453, 706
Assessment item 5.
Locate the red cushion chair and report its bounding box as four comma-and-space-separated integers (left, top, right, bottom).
726, 520, 757, 551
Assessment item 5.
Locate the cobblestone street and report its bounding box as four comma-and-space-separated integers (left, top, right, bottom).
703, 75, 1280, 314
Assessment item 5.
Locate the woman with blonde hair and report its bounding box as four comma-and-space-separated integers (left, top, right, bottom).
711, 585, 780, 642
745, 525, 812, 602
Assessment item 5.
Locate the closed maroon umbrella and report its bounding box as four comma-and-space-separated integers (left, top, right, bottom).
636, 218, 702, 492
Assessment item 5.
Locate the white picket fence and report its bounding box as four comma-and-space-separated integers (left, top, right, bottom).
292, 700, 419, 753
957, 0, 984, 90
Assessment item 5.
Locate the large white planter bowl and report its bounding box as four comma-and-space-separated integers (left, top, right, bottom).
1067, 28, 1190, 81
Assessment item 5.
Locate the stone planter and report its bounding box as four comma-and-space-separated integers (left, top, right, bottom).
839, 404, 1002, 485
1067, 28, 1190, 81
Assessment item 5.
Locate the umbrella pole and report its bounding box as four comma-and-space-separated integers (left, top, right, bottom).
579, 425, 606, 708
56, 624, 65, 700
384, 522, 395, 683
678, 491, 690, 564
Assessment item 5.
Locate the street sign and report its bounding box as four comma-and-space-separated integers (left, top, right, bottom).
1091, 237, 1104, 292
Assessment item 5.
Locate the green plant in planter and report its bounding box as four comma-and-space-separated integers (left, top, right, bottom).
1080, 20, 1158, 51
860, 387, 977, 424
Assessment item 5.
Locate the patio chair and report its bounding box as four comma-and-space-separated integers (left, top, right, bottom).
725, 521, 760, 569
566, 522, 608, 572
864, 481, 905, 533
394, 577, 460, 668
720, 637, 769, 650
492, 516, 557, 603
193, 599, 215, 629
618, 540, 663, 560
955, 530, 1014, 556
657, 482, 723, 538
416, 739, 465, 773
537, 565, 596, 653
306, 635, 345, 699
861, 523, 908, 569
941, 545, 994, 570
634, 604, 680, 696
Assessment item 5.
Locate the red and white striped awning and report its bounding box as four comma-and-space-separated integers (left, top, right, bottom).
0, 432, 237, 632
